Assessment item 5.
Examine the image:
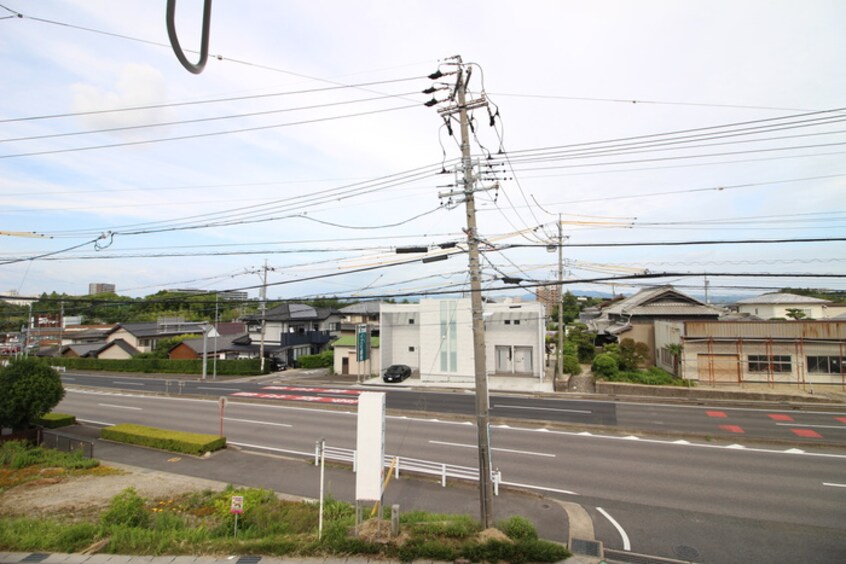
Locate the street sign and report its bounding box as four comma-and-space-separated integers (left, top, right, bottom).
230, 495, 244, 514
219, 396, 228, 409
356, 324, 369, 362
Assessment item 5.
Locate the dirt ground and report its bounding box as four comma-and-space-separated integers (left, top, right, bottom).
0, 462, 228, 519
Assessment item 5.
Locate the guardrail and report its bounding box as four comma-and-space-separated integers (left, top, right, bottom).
314, 442, 502, 495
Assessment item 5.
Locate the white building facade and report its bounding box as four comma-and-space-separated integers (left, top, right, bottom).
380, 298, 545, 383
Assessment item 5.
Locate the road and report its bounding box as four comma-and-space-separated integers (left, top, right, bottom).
56, 386, 846, 563
61, 371, 846, 446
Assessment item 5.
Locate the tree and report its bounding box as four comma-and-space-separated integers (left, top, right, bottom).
666, 343, 683, 376
0, 357, 65, 430
785, 308, 808, 320
618, 338, 650, 371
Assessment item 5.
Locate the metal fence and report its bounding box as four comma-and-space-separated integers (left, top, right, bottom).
315, 443, 502, 495
41, 430, 94, 458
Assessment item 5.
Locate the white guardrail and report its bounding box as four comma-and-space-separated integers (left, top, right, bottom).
315, 443, 502, 495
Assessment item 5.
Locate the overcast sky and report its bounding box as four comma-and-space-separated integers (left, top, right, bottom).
1, 0, 844, 303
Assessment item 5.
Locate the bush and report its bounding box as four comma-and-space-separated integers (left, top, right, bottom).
46, 357, 262, 376
296, 350, 334, 369
39, 412, 76, 428
497, 515, 538, 541
101, 424, 226, 455
561, 354, 582, 376
591, 353, 619, 378
101, 487, 150, 528
0, 441, 98, 470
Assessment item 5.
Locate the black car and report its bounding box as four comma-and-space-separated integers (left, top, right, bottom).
382, 364, 412, 383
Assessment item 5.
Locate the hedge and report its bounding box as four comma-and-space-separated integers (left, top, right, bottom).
100, 423, 226, 455
296, 350, 334, 369
38, 412, 76, 428
47, 357, 262, 375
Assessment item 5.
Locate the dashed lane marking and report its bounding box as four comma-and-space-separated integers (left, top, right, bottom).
719, 424, 745, 434
706, 410, 727, 418
768, 413, 794, 422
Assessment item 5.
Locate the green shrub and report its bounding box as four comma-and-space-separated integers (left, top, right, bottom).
46, 357, 262, 376
0, 441, 98, 470
591, 353, 619, 378
39, 412, 76, 428
296, 350, 334, 369
497, 515, 538, 541
101, 487, 149, 528
101, 424, 225, 455
561, 354, 582, 376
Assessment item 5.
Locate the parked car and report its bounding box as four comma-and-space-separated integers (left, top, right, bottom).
382, 364, 411, 383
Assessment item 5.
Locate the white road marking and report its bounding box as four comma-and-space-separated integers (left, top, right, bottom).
597, 507, 631, 551
225, 417, 292, 428
97, 403, 142, 410
823, 482, 846, 488
63, 377, 75, 381
430, 440, 555, 458
495, 403, 592, 414
197, 386, 240, 391
113, 381, 145, 386
228, 441, 313, 458
500, 481, 578, 495
775, 423, 846, 430
77, 418, 114, 426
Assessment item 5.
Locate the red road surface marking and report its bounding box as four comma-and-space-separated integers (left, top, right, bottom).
836, 417, 846, 425
706, 411, 728, 418
791, 428, 822, 439
261, 386, 361, 395
768, 414, 794, 422
719, 425, 744, 434
232, 392, 358, 405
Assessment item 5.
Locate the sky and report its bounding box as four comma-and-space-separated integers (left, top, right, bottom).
1, 0, 845, 304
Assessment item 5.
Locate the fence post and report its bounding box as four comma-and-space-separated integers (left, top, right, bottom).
314, 441, 320, 466
395, 457, 400, 479
441, 463, 447, 487
493, 469, 501, 496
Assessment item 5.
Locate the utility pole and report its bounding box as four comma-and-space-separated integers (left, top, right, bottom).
704, 276, 710, 305
213, 293, 219, 380
429, 56, 494, 528
259, 260, 268, 373
557, 215, 564, 383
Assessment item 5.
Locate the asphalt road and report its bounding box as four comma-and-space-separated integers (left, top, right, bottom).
57, 387, 846, 563
61, 371, 846, 446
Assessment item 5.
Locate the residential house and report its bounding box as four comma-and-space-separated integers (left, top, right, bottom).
333, 302, 382, 377
587, 285, 723, 365
655, 320, 845, 387
60, 339, 137, 360
380, 298, 546, 383
735, 292, 830, 320
243, 303, 341, 366
169, 334, 255, 360
105, 318, 216, 354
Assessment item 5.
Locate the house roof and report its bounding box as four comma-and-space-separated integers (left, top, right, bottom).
109, 321, 208, 338
332, 335, 380, 348
62, 343, 107, 357
244, 303, 337, 323
173, 335, 251, 354
339, 302, 382, 315
214, 322, 247, 336
736, 292, 830, 305
98, 339, 140, 357
602, 285, 722, 317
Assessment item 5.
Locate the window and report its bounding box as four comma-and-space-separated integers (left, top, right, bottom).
408, 318, 415, 325
748, 355, 792, 373
408, 346, 415, 352
439, 301, 457, 372
807, 356, 843, 374
504, 320, 511, 325
514, 319, 521, 325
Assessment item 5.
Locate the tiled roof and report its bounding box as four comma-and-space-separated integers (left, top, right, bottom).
736, 293, 829, 305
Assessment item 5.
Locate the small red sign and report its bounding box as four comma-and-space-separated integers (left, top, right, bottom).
230, 495, 244, 514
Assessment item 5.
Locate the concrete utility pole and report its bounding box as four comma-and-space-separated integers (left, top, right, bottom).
557, 215, 564, 383
430, 56, 495, 528
259, 260, 268, 373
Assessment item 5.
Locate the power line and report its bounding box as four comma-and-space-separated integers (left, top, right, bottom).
506, 236, 846, 249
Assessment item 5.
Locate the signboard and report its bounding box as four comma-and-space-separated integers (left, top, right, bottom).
230, 495, 244, 514
355, 392, 386, 502
218, 396, 228, 409
356, 323, 370, 362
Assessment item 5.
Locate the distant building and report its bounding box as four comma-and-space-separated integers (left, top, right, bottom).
535, 286, 560, 314
88, 283, 116, 295
735, 292, 830, 320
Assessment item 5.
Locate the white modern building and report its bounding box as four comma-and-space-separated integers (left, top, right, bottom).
379, 298, 546, 383
735, 292, 830, 320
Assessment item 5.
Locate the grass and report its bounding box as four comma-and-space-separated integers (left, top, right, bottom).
0, 442, 570, 562
0, 440, 113, 493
